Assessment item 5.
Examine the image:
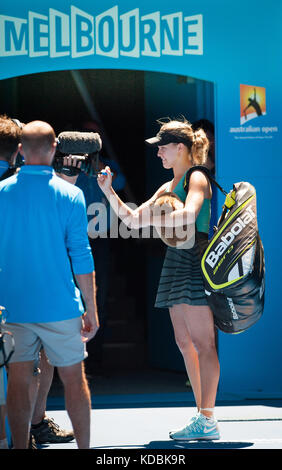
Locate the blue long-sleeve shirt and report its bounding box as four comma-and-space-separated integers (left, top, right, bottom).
0, 165, 94, 323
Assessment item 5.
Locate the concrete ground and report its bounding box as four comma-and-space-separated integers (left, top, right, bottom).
42, 369, 282, 452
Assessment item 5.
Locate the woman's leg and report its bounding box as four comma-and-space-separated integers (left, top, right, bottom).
169, 305, 201, 411
182, 304, 220, 418
169, 303, 220, 440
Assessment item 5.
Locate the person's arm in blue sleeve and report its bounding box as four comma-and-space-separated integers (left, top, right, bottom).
66, 190, 94, 274
66, 190, 99, 342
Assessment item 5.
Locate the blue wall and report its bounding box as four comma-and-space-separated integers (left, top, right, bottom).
1, 0, 282, 395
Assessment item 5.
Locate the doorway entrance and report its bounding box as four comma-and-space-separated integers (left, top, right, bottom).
0, 69, 215, 376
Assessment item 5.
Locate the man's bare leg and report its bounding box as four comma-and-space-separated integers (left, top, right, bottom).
31, 349, 54, 425
6, 361, 39, 448
58, 362, 91, 449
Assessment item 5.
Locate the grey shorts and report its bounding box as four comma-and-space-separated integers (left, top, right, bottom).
4, 317, 88, 367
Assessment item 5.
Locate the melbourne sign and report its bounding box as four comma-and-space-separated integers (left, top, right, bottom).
0, 6, 203, 59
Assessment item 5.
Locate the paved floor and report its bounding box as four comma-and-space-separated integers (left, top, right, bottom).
43, 404, 282, 450
43, 368, 282, 451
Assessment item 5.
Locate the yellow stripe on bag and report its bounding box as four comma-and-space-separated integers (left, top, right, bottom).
225, 190, 236, 209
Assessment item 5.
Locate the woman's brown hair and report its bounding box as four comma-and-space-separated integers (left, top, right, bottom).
157, 117, 209, 165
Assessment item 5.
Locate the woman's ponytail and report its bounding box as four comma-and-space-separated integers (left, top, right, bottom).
191, 128, 209, 165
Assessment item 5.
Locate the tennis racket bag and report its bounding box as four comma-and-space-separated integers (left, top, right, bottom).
184, 166, 265, 334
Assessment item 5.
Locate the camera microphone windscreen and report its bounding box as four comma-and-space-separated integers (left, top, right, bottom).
57, 131, 102, 154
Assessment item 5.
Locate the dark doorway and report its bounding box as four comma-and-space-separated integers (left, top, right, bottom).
0, 70, 215, 380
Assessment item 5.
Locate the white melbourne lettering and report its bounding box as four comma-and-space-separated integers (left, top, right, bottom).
0, 8, 203, 58
205, 206, 256, 269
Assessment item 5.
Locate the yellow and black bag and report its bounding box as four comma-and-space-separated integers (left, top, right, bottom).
184, 166, 265, 334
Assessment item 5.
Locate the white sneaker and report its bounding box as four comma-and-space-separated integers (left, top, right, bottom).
169, 413, 220, 441
169, 412, 199, 436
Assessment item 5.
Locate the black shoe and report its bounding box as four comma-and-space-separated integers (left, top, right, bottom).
31, 417, 75, 444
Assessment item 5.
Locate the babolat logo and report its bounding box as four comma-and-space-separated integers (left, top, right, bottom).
0, 6, 203, 58
227, 297, 238, 320
205, 206, 256, 269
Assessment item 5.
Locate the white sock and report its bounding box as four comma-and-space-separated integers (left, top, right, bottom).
200, 408, 215, 420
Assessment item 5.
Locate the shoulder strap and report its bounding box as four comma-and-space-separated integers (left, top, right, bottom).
0, 167, 16, 182
183, 165, 227, 196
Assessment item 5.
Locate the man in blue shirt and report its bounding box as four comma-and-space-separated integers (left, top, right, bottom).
0, 115, 79, 448
0, 120, 99, 449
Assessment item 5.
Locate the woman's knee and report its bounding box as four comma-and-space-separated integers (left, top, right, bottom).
191, 335, 217, 356
174, 332, 193, 354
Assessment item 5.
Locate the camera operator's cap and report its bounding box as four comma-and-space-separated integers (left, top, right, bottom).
145, 128, 192, 148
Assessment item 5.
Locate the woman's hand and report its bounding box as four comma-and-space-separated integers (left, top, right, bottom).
97, 166, 113, 195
